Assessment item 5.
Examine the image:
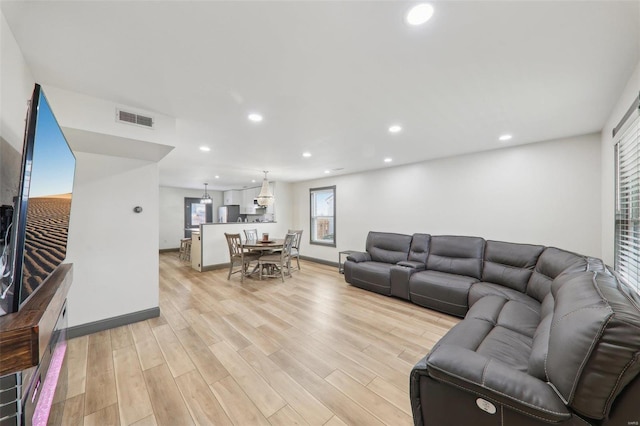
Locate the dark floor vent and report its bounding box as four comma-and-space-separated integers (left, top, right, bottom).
116, 109, 154, 128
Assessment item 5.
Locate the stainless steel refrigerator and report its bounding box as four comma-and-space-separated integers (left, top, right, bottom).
218, 205, 240, 223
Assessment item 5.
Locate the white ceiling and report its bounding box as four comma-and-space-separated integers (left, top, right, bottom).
2, 1, 639, 191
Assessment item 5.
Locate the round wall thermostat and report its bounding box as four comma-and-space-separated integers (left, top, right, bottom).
133, 206, 143, 213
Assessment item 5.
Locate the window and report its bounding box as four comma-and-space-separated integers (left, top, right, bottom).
614, 96, 640, 294
310, 186, 336, 246
191, 203, 207, 226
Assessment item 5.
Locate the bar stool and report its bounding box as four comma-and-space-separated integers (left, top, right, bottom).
179, 238, 191, 261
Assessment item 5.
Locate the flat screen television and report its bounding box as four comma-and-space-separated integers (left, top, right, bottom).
0, 84, 76, 315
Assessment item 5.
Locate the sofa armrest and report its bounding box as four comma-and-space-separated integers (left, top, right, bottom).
347, 252, 371, 263
396, 260, 426, 270
412, 344, 571, 423
390, 262, 424, 300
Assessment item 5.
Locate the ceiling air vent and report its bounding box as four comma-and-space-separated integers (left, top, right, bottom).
116, 109, 154, 129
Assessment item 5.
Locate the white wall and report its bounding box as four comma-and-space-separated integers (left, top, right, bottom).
40, 85, 174, 327
0, 10, 34, 205
159, 186, 223, 250
42, 86, 176, 147
1, 12, 168, 327
600, 60, 640, 266
293, 134, 602, 263
66, 152, 159, 327
274, 181, 293, 230
0, 10, 34, 151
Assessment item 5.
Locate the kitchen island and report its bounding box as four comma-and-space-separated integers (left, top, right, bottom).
191, 222, 290, 271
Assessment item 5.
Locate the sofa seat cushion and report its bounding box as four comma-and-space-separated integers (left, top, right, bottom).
409, 271, 479, 317
415, 294, 572, 423
462, 295, 539, 371
466, 295, 541, 338
432, 298, 534, 372
469, 282, 541, 314
477, 326, 532, 372
343, 261, 394, 295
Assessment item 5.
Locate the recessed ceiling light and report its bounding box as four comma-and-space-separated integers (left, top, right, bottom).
302, 152, 312, 158
406, 3, 434, 26
388, 125, 402, 133
384, 158, 393, 163
215, 175, 220, 179
499, 134, 513, 142
248, 113, 263, 122
199, 146, 211, 152
324, 170, 331, 174
251, 179, 256, 183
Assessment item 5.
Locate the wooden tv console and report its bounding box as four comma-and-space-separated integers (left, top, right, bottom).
0, 264, 72, 425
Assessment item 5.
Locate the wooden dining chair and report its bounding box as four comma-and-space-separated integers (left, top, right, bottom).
287, 229, 303, 270
258, 233, 296, 282
224, 233, 259, 282
244, 228, 258, 241
244, 228, 266, 254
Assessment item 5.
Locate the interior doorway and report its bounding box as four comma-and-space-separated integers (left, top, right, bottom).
184, 197, 212, 238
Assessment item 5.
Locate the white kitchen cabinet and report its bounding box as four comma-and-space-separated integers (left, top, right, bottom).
251, 186, 261, 199
223, 190, 241, 205
240, 187, 259, 214
228, 185, 274, 216
241, 188, 253, 214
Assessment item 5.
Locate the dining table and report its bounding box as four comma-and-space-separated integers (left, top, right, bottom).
243, 238, 284, 251
243, 238, 284, 279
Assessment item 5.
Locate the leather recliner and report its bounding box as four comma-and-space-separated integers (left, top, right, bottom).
343, 232, 640, 425
343, 231, 413, 296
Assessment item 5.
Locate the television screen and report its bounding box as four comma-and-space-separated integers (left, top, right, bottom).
0, 84, 75, 314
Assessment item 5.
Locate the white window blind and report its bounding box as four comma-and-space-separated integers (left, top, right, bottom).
615, 105, 640, 294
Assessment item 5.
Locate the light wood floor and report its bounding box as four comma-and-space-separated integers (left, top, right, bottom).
53, 253, 459, 426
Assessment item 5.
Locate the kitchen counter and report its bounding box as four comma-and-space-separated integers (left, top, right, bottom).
191, 222, 289, 271
205, 221, 277, 225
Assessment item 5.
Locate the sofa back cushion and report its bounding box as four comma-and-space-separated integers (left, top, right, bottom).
527, 292, 555, 380
366, 232, 412, 264
545, 271, 640, 419
482, 241, 545, 292
526, 247, 588, 302
408, 233, 431, 264
426, 236, 485, 279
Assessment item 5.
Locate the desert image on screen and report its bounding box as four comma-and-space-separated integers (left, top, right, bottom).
18, 90, 76, 305
21, 193, 72, 297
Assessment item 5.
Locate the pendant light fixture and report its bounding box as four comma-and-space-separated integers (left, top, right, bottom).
200, 183, 212, 204
257, 171, 274, 206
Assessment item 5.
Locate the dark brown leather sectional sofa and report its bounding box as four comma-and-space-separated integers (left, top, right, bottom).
343, 232, 640, 426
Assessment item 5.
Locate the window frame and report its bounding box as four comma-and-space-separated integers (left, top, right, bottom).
613, 95, 640, 295
309, 185, 336, 247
